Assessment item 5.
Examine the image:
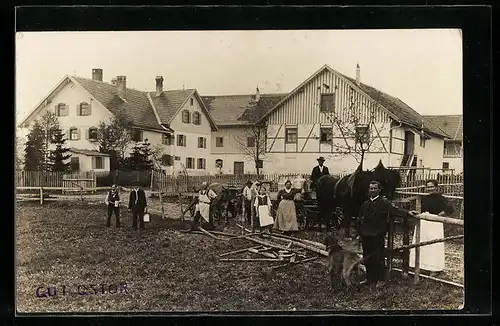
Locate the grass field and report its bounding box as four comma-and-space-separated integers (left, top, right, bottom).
16, 201, 464, 313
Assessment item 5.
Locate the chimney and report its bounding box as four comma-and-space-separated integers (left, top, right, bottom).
92, 68, 103, 82
155, 76, 164, 96
116, 76, 126, 99
255, 86, 260, 102
356, 63, 360, 86
111, 78, 117, 85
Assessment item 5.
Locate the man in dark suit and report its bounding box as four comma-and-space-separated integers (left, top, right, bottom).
310, 156, 330, 191
128, 182, 148, 230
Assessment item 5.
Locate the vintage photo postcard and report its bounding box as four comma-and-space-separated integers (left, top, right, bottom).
15, 29, 464, 313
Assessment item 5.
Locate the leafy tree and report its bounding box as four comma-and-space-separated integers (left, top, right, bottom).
16, 135, 25, 170
96, 111, 133, 167
47, 128, 72, 172
127, 139, 154, 171
39, 111, 61, 167
24, 120, 45, 171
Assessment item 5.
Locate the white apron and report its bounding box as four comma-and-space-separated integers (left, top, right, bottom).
258, 205, 274, 227
198, 191, 211, 223
409, 214, 445, 272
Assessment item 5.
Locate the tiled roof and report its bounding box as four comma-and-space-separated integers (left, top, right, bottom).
201, 94, 287, 125
340, 74, 449, 138
69, 148, 111, 157
148, 89, 195, 124
72, 77, 162, 131
422, 115, 463, 141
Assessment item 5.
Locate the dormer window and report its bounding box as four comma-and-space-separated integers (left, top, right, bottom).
181, 110, 191, 123
55, 103, 68, 116
77, 102, 91, 116
192, 112, 201, 125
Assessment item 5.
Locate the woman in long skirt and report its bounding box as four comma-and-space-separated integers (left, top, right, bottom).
254, 186, 273, 233
409, 179, 455, 275
274, 180, 300, 234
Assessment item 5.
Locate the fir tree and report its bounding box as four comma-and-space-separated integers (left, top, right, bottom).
24, 121, 45, 171
47, 128, 72, 172
127, 139, 154, 171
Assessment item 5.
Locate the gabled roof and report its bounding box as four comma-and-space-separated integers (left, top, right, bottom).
201, 93, 287, 126
422, 115, 463, 141
258, 64, 449, 138
72, 77, 163, 131
150, 89, 218, 131
69, 148, 111, 157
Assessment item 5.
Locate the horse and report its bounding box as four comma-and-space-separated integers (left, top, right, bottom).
314, 160, 401, 237
333, 160, 401, 238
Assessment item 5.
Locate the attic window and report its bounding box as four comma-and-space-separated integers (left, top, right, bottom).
320, 94, 335, 112
78, 102, 91, 116
182, 110, 191, 123
55, 103, 68, 116
192, 112, 201, 125
190, 98, 194, 106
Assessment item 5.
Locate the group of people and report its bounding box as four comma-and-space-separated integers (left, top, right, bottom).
356, 179, 455, 288
104, 182, 148, 230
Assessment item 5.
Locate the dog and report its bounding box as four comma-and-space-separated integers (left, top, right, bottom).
325, 234, 366, 289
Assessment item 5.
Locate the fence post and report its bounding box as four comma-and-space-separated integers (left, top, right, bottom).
402, 211, 410, 280
386, 213, 394, 281
40, 187, 43, 205
159, 191, 165, 219
414, 216, 421, 284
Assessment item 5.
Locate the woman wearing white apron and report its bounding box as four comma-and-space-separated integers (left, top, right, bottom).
274, 180, 300, 234
409, 179, 455, 275
254, 186, 273, 233
190, 182, 217, 231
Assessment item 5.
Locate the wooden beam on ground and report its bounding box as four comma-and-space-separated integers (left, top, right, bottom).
220, 246, 262, 257
195, 227, 229, 242
220, 258, 281, 262
262, 233, 329, 257
269, 232, 327, 251
271, 256, 320, 270
235, 224, 306, 256
392, 268, 463, 288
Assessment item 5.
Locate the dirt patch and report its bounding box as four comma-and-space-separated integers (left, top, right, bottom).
16, 201, 464, 312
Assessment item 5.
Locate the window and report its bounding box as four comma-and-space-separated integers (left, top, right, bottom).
192, 112, 201, 125
92, 156, 104, 169
131, 129, 143, 142
247, 137, 255, 147
355, 125, 370, 144
320, 127, 332, 143
197, 158, 206, 169
190, 98, 194, 106
215, 159, 223, 168
162, 134, 173, 145
182, 110, 191, 123
198, 137, 207, 149
444, 141, 462, 157
70, 157, 79, 171
420, 136, 426, 148
285, 127, 298, 143
320, 94, 335, 112
186, 157, 195, 169
177, 134, 186, 147
88, 127, 98, 141
216, 137, 224, 147
56, 103, 68, 116
442, 162, 450, 170
175, 156, 181, 161
69, 127, 80, 140
161, 154, 173, 166
77, 102, 91, 116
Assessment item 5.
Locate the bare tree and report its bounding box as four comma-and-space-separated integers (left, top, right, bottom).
39, 111, 61, 171
233, 97, 273, 177
321, 88, 388, 170
149, 143, 166, 171
15, 135, 25, 170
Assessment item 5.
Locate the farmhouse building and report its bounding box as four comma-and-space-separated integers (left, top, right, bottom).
18, 69, 218, 175
423, 115, 463, 173
204, 64, 450, 175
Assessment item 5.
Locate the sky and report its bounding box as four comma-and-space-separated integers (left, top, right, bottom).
15, 29, 462, 123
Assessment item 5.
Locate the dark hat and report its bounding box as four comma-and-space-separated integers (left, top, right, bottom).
246, 180, 253, 185
132, 181, 141, 186
317, 156, 326, 162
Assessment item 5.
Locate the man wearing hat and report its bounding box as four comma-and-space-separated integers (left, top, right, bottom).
310, 156, 330, 192
128, 181, 148, 230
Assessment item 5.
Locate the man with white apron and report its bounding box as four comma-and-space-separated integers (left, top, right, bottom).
190, 182, 217, 231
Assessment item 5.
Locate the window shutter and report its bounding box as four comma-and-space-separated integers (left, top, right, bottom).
76, 104, 80, 116
85, 128, 89, 139
91, 157, 95, 169
66, 129, 70, 140
54, 104, 58, 115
